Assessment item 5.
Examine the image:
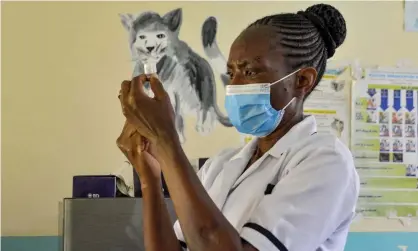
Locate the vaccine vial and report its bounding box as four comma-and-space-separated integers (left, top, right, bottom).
142, 62, 157, 98
144, 62, 157, 75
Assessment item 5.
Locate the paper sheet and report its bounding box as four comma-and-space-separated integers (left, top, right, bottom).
304, 66, 352, 146
405, 0, 418, 32
352, 68, 418, 217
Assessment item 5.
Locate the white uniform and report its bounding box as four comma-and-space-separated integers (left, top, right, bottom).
174, 116, 360, 251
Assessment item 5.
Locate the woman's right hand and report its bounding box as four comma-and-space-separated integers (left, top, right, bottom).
117, 121, 161, 183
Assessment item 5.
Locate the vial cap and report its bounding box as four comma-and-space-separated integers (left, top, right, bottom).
144, 62, 157, 75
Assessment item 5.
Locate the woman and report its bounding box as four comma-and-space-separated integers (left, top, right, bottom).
117, 4, 359, 251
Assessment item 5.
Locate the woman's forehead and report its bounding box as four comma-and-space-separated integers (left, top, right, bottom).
227, 26, 283, 66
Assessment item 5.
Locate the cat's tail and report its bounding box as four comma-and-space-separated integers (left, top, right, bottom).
202, 16, 232, 127
202, 17, 229, 87
212, 98, 233, 127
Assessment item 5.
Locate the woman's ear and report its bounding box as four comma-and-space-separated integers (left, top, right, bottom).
296, 67, 317, 95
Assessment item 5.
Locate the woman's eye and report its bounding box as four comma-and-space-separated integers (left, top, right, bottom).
139, 35, 146, 39
245, 70, 257, 77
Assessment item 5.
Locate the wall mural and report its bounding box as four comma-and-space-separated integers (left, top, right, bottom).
119, 9, 232, 144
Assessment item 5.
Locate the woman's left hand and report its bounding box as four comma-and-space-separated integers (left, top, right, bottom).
119, 74, 179, 147
117, 120, 161, 182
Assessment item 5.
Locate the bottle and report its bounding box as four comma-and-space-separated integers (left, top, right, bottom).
142, 61, 157, 98
144, 61, 157, 75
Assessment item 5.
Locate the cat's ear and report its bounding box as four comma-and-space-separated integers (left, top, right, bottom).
119, 13, 135, 31
162, 8, 182, 34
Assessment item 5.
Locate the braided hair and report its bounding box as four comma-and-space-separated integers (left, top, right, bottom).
247, 4, 346, 96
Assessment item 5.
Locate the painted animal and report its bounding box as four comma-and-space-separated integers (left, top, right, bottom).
331, 118, 344, 136
330, 80, 345, 92
119, 8, 232, 144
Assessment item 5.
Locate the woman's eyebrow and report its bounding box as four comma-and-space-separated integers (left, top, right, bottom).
226, 57, 264, 69
252, 56, 262, 63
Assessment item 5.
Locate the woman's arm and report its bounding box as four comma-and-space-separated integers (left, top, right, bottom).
133, 144, 182, 251
118, 76, 248, 250
157, 138, 245, 251
140, 175, 182, 251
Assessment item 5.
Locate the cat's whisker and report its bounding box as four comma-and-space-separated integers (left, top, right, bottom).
128, 58, 140, 63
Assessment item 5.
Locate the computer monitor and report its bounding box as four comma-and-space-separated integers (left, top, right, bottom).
62, 198, 177, 251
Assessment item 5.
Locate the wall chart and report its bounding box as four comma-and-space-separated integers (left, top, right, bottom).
352, 68, 418, 217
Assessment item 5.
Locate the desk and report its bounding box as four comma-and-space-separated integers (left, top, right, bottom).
61, 198, 417, 251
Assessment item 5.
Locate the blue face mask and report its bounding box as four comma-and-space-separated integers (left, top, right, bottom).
225, 69, 300, 137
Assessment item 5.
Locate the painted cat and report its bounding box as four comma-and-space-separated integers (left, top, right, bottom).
330, 80, 345, 92
119, 9, 232, 144
330, 118, 344, 137
201, 16, 231, 87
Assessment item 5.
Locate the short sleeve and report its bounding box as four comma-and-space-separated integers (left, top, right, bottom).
173, 157, 214, 250
240, 142, 359, 251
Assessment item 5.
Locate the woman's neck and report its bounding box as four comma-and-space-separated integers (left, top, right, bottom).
257, 112, 305, 155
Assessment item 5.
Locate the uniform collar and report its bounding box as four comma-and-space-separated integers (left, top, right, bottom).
232, 115, 317, 160
230, 138, 258, 161
268, 115, 317, 158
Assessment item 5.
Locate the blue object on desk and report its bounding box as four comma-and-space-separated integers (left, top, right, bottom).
72, 175, 117, 198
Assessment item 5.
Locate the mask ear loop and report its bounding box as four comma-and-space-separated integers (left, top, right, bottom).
268, 68, 301, 87
282, 97, 295, 110
268, 68, 300, 111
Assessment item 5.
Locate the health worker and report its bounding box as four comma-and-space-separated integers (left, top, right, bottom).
117, 3, 360, 251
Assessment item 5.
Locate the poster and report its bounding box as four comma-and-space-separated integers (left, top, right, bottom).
352, 68, 418, 217
405, 0, 418, 32
304, 66, 351, 146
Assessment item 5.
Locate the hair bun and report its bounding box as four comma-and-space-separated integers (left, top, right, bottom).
300, 4, 346, 58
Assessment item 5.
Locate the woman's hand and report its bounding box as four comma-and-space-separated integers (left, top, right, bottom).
119, 74, 179, 149
116, 121, 161, 182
